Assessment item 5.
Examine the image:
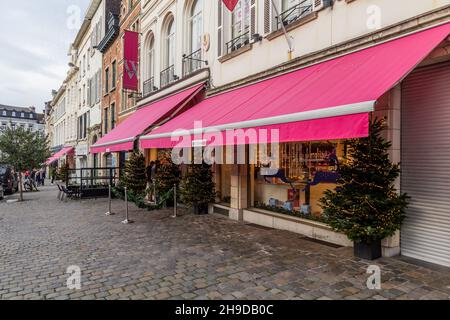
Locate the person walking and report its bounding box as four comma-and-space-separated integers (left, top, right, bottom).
41, 168, 46, 186
35, 168, 41, 187
30, 169, 38, 191
51, 167, 56, 185
24, 170, 31, 191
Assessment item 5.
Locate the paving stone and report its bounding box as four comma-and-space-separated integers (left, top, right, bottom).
0, 185, 448, 301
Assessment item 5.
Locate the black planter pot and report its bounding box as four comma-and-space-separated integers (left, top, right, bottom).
354, 240, 382, 260
193, 203, 209, 215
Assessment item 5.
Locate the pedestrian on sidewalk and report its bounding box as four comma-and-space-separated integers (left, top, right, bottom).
30, 169, 38, 191
35, 168, 41, 186
41, 168, 46, 186
50, 167, 55, 184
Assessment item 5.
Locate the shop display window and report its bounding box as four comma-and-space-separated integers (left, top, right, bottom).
254, 140, 348, 220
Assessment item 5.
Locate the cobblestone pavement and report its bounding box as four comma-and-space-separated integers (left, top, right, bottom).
0, 184, 449, 300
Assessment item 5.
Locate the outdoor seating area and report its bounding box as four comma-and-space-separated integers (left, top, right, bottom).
62, 167, 120, 199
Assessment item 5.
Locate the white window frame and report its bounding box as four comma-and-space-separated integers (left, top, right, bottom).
189, 0, 203, 54
165, 18, 176, 68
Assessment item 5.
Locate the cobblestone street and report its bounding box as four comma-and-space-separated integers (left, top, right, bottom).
0, 185, 449, 300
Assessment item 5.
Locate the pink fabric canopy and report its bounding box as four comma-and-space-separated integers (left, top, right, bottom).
90, 83, 205, 154
141, 22, 450, 149
46, 147, 74, 165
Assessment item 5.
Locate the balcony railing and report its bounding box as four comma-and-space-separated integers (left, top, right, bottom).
160, 65, 176, 88
226, 31, 250, 55
276, 1, 313, 29
182, 49, 205, 77
143, 76, 156, 97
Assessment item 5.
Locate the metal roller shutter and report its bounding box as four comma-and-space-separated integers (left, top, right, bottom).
401, 61, 450, 267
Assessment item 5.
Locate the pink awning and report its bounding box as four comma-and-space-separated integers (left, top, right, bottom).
141, 22, 450, 148
90, 83, 205, 154
46, 147, 74, 165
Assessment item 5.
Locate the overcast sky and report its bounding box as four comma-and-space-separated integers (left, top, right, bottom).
0, 0, 89, 112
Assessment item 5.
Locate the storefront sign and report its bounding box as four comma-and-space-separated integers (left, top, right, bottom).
192, 139, 207, 147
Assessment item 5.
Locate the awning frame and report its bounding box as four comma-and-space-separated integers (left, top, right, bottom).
90, 83, 206, 153
141, 100, 375, 141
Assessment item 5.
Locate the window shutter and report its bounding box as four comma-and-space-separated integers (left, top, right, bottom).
217, 0, 223, 57
250, 0, 257, 37
97, 71, 101, 103
97, 21, 102, 45
93, 74, 97, 104
98, 21, 102, 44
264, 0, 271, 34
312, 0, 324, 11
87, 79, 91, 106
91, 77, 95, 105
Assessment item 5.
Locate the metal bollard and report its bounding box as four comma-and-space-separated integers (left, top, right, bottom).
172, 184, 177, 218
105, 184, 114, 216
122, 187, 134, 224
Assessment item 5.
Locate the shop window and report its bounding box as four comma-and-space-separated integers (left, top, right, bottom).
220, 165, 232, 204
105, 154, 113, 168
253, 140, 347, 220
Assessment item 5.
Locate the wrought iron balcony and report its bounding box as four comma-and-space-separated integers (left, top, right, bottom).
226, 31, 250, 55
143, 76, 157, 97
160, 65, 176, 88
182, 49, 207, 77
276, 0, 313, 29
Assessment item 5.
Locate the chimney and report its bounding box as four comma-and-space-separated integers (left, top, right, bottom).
29, 106, 36, 113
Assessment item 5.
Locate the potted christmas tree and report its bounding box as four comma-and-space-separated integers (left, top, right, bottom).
155, 155, 180, 207
320, 119, 409, 260
123, 151, 147, 195
180, 163, 216, 214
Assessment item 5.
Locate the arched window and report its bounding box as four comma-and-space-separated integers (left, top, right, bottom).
183, 0, 203, 76
161, 16, 176, 88
147, 36, 155, 79
165, 18, 175, 68
189, 0, 203, 54
143, 33, 156, 95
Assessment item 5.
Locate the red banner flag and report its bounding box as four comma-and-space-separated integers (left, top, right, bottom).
123, 30, 139, 91
223, 0, 239, 11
